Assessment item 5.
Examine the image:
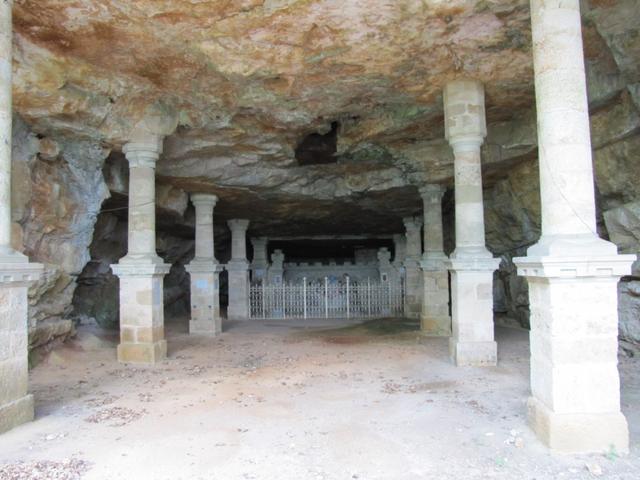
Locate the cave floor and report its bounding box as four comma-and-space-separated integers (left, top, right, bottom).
1, 319, 639, 480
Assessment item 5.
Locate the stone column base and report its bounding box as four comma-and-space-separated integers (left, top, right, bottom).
447, 257, 500, 367
0, 262, 43, 434
117, 340, 167, 365
420, 259, 450, 336
111, 262, 170, 365
515, 252, 635, 454
227, 261, 250, 320
0, 394, 34, 434
449, 339, 497, 367
403, 263, 423, 319
186, 262, 223, 336
528, 396, 629, 454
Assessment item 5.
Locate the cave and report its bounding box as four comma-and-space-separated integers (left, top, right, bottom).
1, 0, 640, 477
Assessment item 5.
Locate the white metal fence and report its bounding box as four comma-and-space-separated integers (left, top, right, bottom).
249, 277, 404, 320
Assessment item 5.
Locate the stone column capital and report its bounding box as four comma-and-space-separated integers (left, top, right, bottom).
190, 193, 218, 208
513, 254, 636, 279
419, 184, 446, 204
0, 262, 44, 285
377, 247, 392, 265
123, 136, 163, 169
271, 249, 285, 267
228, 219, 250, 232
251, 236, 268, 247
402, 216, 423, 232
448, 136, 484, 153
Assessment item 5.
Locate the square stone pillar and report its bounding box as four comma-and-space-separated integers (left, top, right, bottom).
187, 193, 223, 335
250, 237, 269, 282
0, 2, 44, 434
513, 0, 636, 453
377, 247, 394, 283
111, 263, 170, 363
443, 79, 499, 366
187, 263, 223, 335
227, 219, 250, 320
403, 217, 423, 319
111, 134, 171, 364
0, 264, 42, 434
448, 257, 500, 366
392, 234, 406, 270
516, 259, 633, 453
420, 185, 451, 336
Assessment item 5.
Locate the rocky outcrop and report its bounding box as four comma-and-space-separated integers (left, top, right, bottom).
11, 117, 110, 352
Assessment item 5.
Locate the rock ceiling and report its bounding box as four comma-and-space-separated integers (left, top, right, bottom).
10, 0, 640, 235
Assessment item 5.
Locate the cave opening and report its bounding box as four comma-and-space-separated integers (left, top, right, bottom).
294, 121, 340, 166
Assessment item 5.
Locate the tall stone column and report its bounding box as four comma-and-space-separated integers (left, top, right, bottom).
186, 194, 223, 336
227, 219, 250, 320
0, 0, 43, 434
420, 185, 451, 335
513, 0, 635, 454
444, 79, 500, 366
111, 134, 171, 364
250, 237, 269, 282
403, 216, 423, 319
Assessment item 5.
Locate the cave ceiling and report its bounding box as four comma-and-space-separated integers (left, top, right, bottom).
10, 0, 640, 236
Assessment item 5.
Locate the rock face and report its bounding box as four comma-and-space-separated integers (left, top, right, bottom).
11, 117, 110, 353
5, 0, 640, 348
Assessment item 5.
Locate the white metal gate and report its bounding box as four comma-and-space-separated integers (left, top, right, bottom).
249, 277, 404, 320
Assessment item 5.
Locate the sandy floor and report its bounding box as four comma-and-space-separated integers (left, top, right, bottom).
0, 318, 639, 480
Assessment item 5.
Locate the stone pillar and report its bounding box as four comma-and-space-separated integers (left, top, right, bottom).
377, 248, 394, 282
250, 237, 269, 282
0, 1, 44, 434
227, 219, 250, 320
513, 0, 636, 454
0, 0, 19, 262
392, 234, 406, 269
186, 194, 223, 336
420, 185, 451, 336
403, 216, 423, 319
443, 79, 500, 366
267, 249, 284, 284
111, 135, 170, 364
